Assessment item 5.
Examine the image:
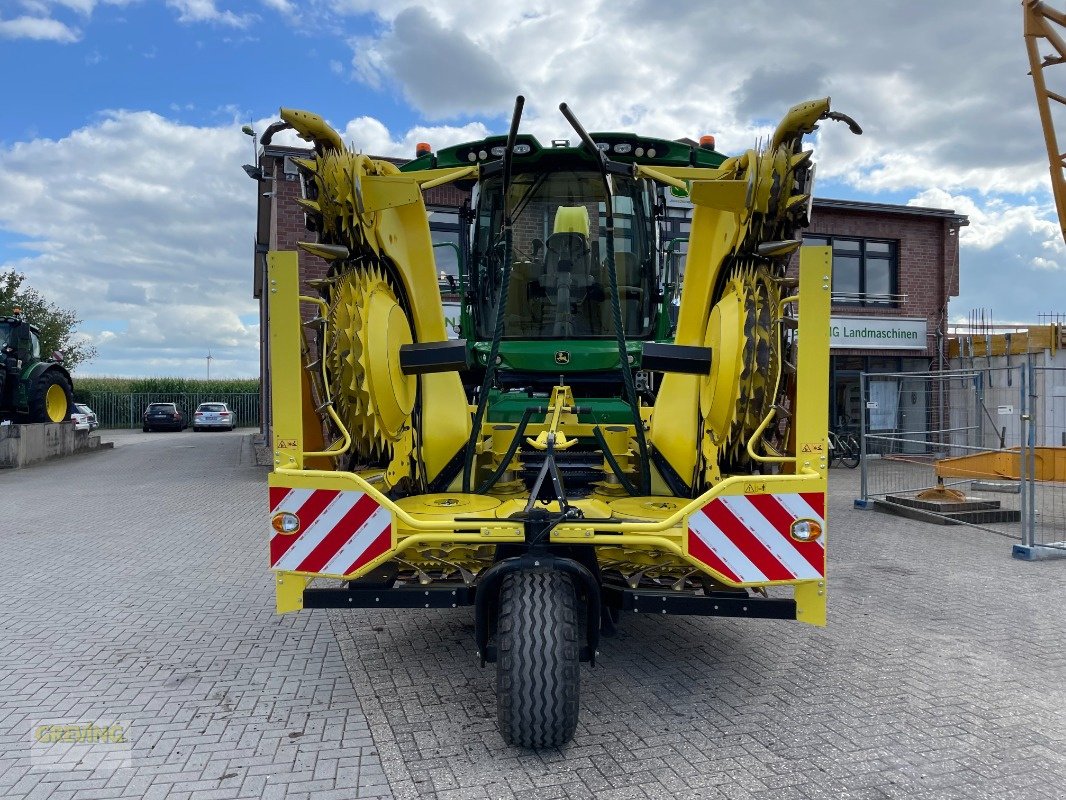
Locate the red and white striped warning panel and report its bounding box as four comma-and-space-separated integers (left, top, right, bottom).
269, 487, 393, 576
687, 492, 825, 583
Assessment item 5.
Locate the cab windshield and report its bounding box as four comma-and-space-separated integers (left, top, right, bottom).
473, 171, 656, 339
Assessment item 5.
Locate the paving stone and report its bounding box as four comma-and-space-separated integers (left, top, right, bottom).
5, 432, 1063, 799
328, 468, 1066, 799
0, 430, 389, 799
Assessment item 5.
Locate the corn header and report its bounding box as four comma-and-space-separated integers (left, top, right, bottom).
262, 96, 859, 747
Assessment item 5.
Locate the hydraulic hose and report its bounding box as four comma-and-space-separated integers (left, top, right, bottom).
476, 405, 537, 494
592, 425, 638, 496
559, 102, 650, 494
463, 95, 525, 492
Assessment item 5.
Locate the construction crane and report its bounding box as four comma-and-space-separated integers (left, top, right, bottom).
1024, 0, 1066, 242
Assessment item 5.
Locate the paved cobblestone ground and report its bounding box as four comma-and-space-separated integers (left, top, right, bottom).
329, 468, 1066, 800
3, 436, 1064, 799
1, 430, 388, 800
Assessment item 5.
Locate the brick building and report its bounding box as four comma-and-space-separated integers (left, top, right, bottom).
802, 199, 967, 433
660, 194, 969, 434
252, 145, 968, 439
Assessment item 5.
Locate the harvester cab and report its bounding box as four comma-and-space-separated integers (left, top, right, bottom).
262, 96, 860, 747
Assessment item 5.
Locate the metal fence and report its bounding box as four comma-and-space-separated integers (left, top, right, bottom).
1022, 366, 1066, 554
858, 364, 1066, 555
860, 367, 1027, 537
79, 393, 260, 429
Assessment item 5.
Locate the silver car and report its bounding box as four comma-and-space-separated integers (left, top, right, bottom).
193, 402, 236, 431
74, 403, 98, 431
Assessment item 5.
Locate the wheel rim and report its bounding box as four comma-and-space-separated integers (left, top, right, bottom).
45, 384, 67, 422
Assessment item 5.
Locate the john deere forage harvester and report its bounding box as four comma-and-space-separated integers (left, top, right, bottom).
262, 97, 860, 747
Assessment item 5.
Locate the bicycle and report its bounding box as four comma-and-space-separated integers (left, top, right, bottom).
828, 429, 861, 469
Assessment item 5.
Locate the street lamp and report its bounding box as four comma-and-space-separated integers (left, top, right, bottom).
241, 123, 265, 181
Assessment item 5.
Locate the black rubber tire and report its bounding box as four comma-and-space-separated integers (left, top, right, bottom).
27, 369, 73, 424
842, 436, 861, 469
496, 570, 580, 748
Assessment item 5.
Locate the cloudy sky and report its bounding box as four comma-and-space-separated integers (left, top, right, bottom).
0, 0, 1063, 376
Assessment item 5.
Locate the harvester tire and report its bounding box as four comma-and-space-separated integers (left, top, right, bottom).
27, 369, 73, 424
496, 570, 580, 748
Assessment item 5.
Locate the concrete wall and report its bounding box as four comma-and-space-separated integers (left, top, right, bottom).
947, 348, 1066, 451
0, 422, 111, 469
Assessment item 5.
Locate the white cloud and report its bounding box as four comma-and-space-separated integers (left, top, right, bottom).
0, 15, 80, 42
0, 1, 137, 43
0, 111, 261, 376
306, 0, 1066, 324
4, 0, 1066, 369
908, 188, 1066, 320
17, 0, 130, 15
165, 0, 254, 28
910, 188, 1065, 253
351, 6, 518, 118
259, 0, 295, 13
338, 117, 490, 158
0, 111, 498, 377
323, 0, 1049, 196
1031, 256, 1062, 271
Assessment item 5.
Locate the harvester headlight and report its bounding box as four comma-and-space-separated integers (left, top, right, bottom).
489, 143, 531, 156
635, 147, 644, 157
790, 519, 822, 542
467, 152, 477, 162
272, 512, 301, 536
646, 147, 657, 158
613, 143, 632, 154
478, 149, 488, 160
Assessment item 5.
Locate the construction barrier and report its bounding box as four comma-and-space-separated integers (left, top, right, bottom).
858, 365, 1066, 559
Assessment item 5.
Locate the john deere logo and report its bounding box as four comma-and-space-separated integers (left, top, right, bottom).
555, 350, 570, 365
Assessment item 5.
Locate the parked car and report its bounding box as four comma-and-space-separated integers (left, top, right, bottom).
142, 402, 188, 432
193, 402, 236, 431
74, 403, 98, 431
70, 410, 91, 431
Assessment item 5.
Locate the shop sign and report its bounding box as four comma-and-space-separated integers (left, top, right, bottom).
830, 315, 926, 350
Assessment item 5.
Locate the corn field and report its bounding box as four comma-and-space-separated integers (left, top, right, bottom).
74, 377, 259, 395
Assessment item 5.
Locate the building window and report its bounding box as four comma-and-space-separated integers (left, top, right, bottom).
804, 235, 899, 307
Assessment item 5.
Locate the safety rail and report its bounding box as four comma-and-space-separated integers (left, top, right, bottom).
274, 462, 822, 535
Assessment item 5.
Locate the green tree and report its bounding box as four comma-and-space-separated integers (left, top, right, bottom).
0, 270, 97, 372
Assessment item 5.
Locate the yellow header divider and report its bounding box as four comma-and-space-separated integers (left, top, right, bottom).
268, 251, 304, 471
793, 246, 831, 479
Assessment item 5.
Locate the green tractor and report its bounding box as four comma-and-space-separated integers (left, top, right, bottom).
0, 309, 75, 424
